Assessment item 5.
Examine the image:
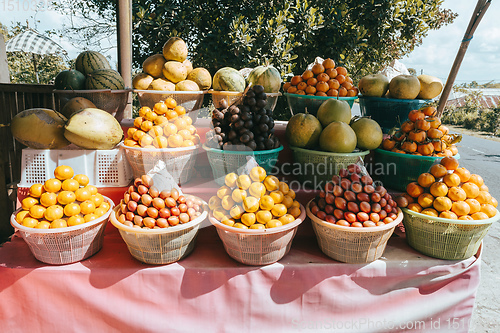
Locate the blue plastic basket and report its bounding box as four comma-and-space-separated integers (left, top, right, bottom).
372, 149, 460, 191
285, 93, 357, 116
358, 95, 429, 133
203, 145, 283, 185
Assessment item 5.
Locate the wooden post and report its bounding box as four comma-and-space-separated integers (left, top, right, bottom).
436, 0, 491, 118
117, 0, 133, 119
0, 35, 10, 83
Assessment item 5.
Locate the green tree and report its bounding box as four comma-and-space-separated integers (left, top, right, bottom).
1, 22, 69, 84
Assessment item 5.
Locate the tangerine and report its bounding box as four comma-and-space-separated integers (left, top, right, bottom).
440, 156, 459, 170
430, 182, 448, 197
417, 173, 435, 188
421, 208, 439, 217
468, 174, 484, 187
54, 165, 74, 180
406, 182, 424, 198
433, 196, 452, 212
465, 198, 481, 214
29, 183, 45, 198
443, 173, 461, 187
471, 212, 489, 220
430, 164, 448, 178
439, 211, 458, 219
417, 193, 434, 208
480, 204, 497, 218
407, 203, 422, 213
451, 201, 470, 216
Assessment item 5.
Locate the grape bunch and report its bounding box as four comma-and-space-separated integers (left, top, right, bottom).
206, 85, 280, 151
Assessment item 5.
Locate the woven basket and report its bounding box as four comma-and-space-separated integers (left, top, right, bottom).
209, 204, 306, 265
121, 144, 199, 184
306, 200, 403, 263
54, 89, 130, 122
203, 145, 283, 185
373, 149, 461, 191
402, 208, 498, 260
109, 196, 208, 265
134, 90, 206, 124
290, 146, 369, 188
10, 197, 114, 265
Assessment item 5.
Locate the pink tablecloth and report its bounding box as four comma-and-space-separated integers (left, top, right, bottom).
0, 218, 480, 333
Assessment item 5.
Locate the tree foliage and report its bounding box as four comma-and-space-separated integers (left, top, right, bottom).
1, 22, 68, 84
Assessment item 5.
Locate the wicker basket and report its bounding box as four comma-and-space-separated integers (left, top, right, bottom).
203, 145, 283, 185
402, 208, 498, 260
285, 93, 358, 116
54, 89, 130, 122
121, 144, 199, 184
209, 90, 281, 111
109, 196, 208, 264
209, 204, 306, 265
373, 149, 461, 191
10, 197, 114, 265
306, 200, 403, 263
134, 90, 206, 124
289, 146, 369, 189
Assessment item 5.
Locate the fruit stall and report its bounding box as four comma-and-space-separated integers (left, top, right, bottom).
0, 44, 497, 333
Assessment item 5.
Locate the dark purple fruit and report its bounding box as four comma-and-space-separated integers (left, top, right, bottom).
252, 85, 265, 94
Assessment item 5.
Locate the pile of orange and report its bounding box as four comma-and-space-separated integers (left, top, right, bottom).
282, 58, 358, 97
381, 106, 459, 157
16, 165, 111, 229
209, 167, 302, 229
396, 157, 497, 220
123, 97, 200, 149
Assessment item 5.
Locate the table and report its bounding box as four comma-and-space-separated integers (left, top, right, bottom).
0, 203, 480, 333
1, 120, 481, 332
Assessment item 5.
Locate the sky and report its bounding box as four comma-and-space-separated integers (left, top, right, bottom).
1, 0, 499, 84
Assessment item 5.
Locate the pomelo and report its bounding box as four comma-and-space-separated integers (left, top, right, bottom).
388, 74, 421, 100
319, 121, 357, 153
285, 113, 322, 148
350, 117, 383, 150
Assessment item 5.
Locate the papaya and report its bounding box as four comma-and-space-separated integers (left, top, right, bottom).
64, 108, 123, 149
11, 108, 70, 149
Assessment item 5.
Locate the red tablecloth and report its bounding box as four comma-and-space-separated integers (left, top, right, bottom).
0, 212, 480, 333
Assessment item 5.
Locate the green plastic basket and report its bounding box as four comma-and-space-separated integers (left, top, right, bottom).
402, 208, 498, 260
358, 95, 429, 133
373, 149, 461, 191
289, 146, 369, 189
285, 93, 357, 116
203, 145, 283, 185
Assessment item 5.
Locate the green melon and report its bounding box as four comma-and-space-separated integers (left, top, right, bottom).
212, 67, 246, 92
85, 69, 125, 90
247, 65, 281, 93
75, 51, 111, 76
54, 70, 86, 90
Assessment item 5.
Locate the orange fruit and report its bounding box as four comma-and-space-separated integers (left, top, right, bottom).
153, 136, 169, 148
491, 197, 498, 208
433, 196, 452, 212
443, 173, 461, 187
430, 182, 448, 197
138, 106, 151, 117
454, 167, 471, 182
62, 178, 80, 192
29, 205, 46, 219
263, 175, 280, 192
417, 173, 435, 188
439, 211, 458, 219
140, 120, 154, 132
451, 201, 470, 216
165, 109, 179, 121
422, 106, 437, 117
44, 205, 64, 221
236, 175, 252, 190
164, 97, 177, 109
417, 193, 434, 208
338, 87, 348, 97
50, 219, 68, 228
67, 215, 85, 227
461, 182, 480, 199
316, 81, 329, 93
21, 197, 39, 211
440, 156, 459, 170
154, 115, 169, 127
133, 117, 144, 128
168, 134, 184, 148
240, 213, 256, 227
229, 205, 244, 220
408, 110, 425, 122
421, 208, 439, 217
132, 129, 146, 141
259, 195, 275, 210
480, 204, 497, 218
44, 178, 62, 193
279, 214, 295, 225
468, 174, 484, 187
174, 106, 186, 116
57, 190, 76, 205
29, 183, 45, 198
476, 191, 492, 204
231, 189, 247, 203
249, 166, 267, 182
54, 165, 74, 180
471, 212, 489, 220
301, 70, 314, 80
16, 210, 30, 223
447, 187, 466, 202
153, 102, 168, 115
80, 200, 96, 215
311, 63, 325, 75
336, 67, 348, 76
406, 182, 424, 198
35, 221, 51, 229
271, 203, 287, 217
144, 110, 158, 122
242, 197, 259, 213
458, 215, 474, 221
174, 117, 188, 130
465, 199, 481, 214
256, 210, 272, 224
248, 182, 266, 198
407, 203, 423, 213
322, 58, 336, 69
22, 217, 39, 228
266, 219, 283, 229
430, 164, 448, 179
40, 192, 57, 207
64, 203, 81, 217
290, 75, 303, 86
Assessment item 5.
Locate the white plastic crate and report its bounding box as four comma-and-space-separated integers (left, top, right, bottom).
19, 147, 133, 187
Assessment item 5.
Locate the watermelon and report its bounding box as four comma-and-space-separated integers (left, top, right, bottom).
54, 70, 86, 90
247, 65, 281, 93
212, 67, 246, 92
85, 69, 125, 90
75, 51, 111, 76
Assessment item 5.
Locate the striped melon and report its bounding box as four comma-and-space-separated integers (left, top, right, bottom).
247, 65, 281, 93
85, 69, 125, 90
75, 51, 111, 76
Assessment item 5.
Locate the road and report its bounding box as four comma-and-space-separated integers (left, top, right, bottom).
453, 130, 500, 332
